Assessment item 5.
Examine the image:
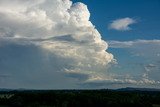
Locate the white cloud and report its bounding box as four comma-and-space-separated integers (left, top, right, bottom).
108, 39, 160, 48
0, 0, 115, 88
108, 17, 136, 31
82, 74, 160, 88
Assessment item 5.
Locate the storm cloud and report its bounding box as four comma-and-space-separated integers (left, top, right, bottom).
0, 0, 114, 89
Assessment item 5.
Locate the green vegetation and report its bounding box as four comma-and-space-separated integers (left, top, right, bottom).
0, 90, 160, 107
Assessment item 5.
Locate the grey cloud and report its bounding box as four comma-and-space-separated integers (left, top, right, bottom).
52, 35, 76, 42
144, 64, 157, 72
0, 74, 10, 78
66, 72, 89, 81
0, 41, 82, 89
146, 64, 156, 68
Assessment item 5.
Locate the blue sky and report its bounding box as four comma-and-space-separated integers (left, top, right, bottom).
0, 0, 160, 89
72, 0, 160, 88
73, 0, 160, 41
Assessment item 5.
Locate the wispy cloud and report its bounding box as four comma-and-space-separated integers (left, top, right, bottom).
108, 39, 160, 48
107, 39, 160, 88
108, 17, 136, 31
82, 74, 160, 88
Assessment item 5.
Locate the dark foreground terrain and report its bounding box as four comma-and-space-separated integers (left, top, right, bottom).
0, 88, 160, 107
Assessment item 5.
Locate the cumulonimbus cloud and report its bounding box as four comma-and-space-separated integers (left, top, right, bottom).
0, 0, 115, 88
108, 17, 136, 31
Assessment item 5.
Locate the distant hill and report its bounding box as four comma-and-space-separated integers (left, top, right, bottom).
0, 87, 160, 92
117, 87, 160, 91
0, 88, 14, 92
0, 88, 27, 92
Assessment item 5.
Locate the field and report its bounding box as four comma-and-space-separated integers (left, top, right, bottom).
0, 89, 160, 107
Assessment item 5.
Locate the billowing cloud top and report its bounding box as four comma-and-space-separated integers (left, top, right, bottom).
0, 0, 114, 88
108, 17, 136, 31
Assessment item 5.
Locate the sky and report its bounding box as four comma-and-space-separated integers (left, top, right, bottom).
0, 0, 160, 89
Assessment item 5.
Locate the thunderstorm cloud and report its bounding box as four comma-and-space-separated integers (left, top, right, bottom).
0, 0, 114, 89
